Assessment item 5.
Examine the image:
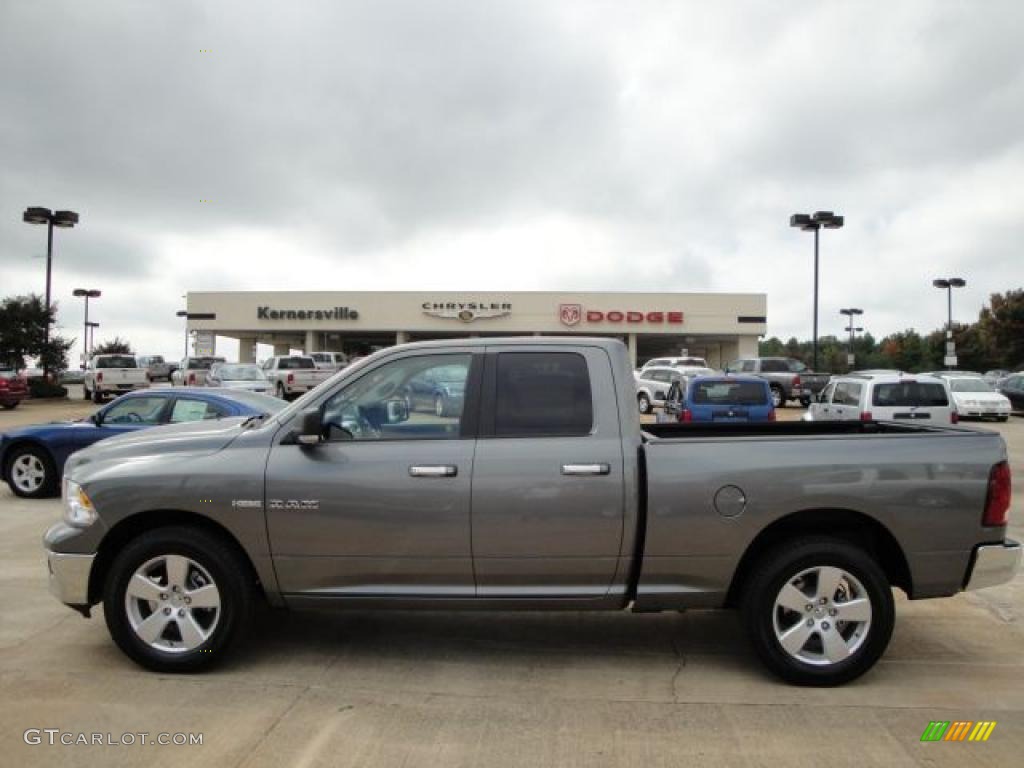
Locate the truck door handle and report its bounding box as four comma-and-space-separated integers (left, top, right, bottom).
561, 463, 611, 476
409, 465, 458, 478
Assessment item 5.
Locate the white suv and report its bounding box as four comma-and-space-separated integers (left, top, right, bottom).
804, 373, 957, 424
639, 356, 708, 373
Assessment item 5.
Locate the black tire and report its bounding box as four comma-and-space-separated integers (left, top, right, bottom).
997, 415, 1009, 422
770, 386, 784, 409
92, 387, 104, 404
1, 401, 17, 410
4, 444, 59, 499
740, 536, 894, 686
637, 393, 651, 414
103, 526, 255, 673
276, 383, 287, 400
799, 396, 811, 408
82, 385, 91, 400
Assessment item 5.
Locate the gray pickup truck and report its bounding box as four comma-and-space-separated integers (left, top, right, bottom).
44, 338, 1019, 685
725, 357, 831, 408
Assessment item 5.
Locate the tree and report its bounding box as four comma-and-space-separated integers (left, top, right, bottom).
92, 337, 134, 355
0, 294, 66, 370
977, 290, 1024, 369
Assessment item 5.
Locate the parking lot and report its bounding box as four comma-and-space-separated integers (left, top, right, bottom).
1, 396, 1022, 767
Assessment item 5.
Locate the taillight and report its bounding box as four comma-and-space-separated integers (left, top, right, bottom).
96, 372, 103, 382
0, 379, 7, 390
951, 411, 959, 424
768, 409, 777, 421
188, 373, 196, 384
860, 411, 872, 422
681, 409, 693, 423
287, 373, 295, 384
793, 375, 802, 388
983, 461, 1011, 527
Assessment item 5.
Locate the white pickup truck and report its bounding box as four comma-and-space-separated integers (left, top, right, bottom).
262, 355, 333, 399
82, 354, 150, 403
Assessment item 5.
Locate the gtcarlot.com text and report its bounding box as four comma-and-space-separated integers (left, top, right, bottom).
24, 729, 203, 746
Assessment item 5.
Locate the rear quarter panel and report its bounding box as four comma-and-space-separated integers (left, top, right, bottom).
636, 429, 1006, 609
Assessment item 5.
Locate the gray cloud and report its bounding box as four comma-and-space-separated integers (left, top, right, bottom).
2, 0, 1023, 362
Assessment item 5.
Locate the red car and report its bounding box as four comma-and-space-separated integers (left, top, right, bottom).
0, 369, 29, 410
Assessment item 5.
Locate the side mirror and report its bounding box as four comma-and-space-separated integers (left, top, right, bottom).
294, 408, 323, 445
90, 412, 102, 426
386, 398, 409, 424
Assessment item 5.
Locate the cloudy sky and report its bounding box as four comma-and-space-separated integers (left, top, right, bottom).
2, 0, 1022, 362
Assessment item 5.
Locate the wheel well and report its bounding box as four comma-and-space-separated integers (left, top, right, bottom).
88, 510, 261, 605
725, 508, 912, 606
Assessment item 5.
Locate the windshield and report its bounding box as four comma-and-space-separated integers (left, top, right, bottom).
215, 364, 265, 381
951, 379, 993, 393
96, 355, 137, 368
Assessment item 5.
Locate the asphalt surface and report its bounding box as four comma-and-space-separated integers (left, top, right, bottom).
1, 395, 1022, 767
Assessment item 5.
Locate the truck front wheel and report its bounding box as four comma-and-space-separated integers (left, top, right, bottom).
104, 527, 255, 673
740, 537, 894, 686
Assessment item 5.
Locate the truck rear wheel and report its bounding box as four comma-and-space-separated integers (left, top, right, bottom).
92, 388, 104, 404
770, 386, 784, 408
637, 393, 651, 414
104, 527, 255, 673
740, 537, 894, 686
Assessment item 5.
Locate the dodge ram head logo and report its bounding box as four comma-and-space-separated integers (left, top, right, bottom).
559, 304, 582, 326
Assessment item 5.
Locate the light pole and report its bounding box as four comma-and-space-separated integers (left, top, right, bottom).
23, 207, 80, 377
72, 289, 101, 367
86, 322, 100, 355
932, 277, 966, 369
839, 308, 864, 370
176, 309, 217, 360
790, 211, 844, 371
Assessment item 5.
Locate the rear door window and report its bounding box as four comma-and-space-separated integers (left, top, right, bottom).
493, 352, 593, 437
872, 382, 949, 407
170, 398, 227, 423
760, 360, 788, 373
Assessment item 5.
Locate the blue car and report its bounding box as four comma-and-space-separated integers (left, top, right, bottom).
665, 375, 775, 423
1, 388, 284, 499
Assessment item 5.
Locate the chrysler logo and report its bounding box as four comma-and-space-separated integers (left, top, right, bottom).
422, 302, 512, 322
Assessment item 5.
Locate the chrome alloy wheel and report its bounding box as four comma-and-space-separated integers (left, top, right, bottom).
772, 566, 872, 666
10, 453, 46, 494
125, 555, 221, 653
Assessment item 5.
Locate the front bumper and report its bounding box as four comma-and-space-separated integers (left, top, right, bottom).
46, 549, 95, 607
965, 539, 1022, 591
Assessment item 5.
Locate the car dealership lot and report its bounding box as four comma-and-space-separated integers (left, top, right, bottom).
1, 401, 1022, 766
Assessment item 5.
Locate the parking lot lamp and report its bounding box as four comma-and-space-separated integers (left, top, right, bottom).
86, 322, 100, 355
932, 278, 966, 369
839, 308, 863, 370
790, 211, 844, 371
23, 207, 80, 377
72, 289, 101, 366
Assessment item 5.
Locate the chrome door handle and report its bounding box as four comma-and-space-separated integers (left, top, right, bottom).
561, 463, 611, 476
409, 465, 458, 478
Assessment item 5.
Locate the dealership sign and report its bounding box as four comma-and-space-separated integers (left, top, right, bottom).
423, 301, 512, 323
559, 304, 683, 326
257, 306, 359, 320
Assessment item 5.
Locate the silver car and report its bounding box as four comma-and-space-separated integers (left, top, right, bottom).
206, 363, 272, 394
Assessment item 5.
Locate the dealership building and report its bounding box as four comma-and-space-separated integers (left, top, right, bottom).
183, 291, 767, 368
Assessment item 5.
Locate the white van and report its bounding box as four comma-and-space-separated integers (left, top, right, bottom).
804, 373, 957, 424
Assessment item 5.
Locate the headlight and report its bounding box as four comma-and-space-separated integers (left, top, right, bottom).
63, 479, 97, 527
